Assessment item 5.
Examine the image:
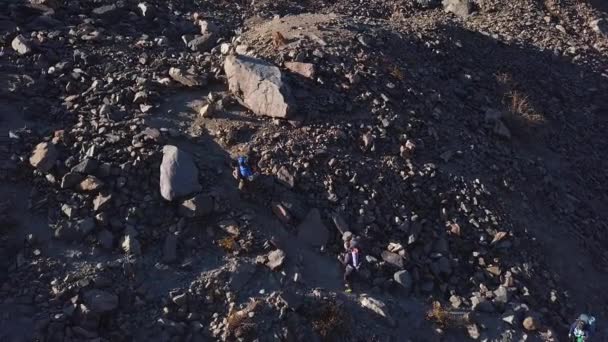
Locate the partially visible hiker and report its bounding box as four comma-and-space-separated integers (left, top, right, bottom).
233, 155, 259, 191
569, 314, 597, 342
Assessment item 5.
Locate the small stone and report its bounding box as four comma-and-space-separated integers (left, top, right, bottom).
415, 0, 441, 9
400, 140, 416, 159
169, 67, 205, 87
276, 166, 295, 188
523, 316, 539, 331
92, 4, 117, 16
393, 270, 413, 293
449, 295, 462, 309
93, 193, 112, 212
491, 231, 508, 244
61, 172, 84, 189
271, 202, 291, 224
220, 43, 231, 55
71, 158, 98, 174
12, 35, 32, 55
265, 249, 286, 271
121, 235, 141, 255
179, 194, 213, 217
77, 176, 104, 192
381, 251, 404, 268
362, 132, 374, 151
486, 265, 501, 276
138, 2, 154, 17
197, 20, 218, 35
198, 103, 214, 118
493, 285, 509, 305
172, 293, 188, 307
61, 204, 76, 219
284, 62, 316, 79
30, 142, 57, 172
502, 313, 516, 325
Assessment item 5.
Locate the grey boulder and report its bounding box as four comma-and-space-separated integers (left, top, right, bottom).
224, 55, 296, 118
160, 145, 202, 201
443, 0, 472, 17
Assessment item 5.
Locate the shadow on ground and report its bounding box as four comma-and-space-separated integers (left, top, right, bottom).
281, 19, 608, 339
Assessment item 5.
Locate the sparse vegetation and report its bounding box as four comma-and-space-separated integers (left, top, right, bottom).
495, 72, 545, 132
218, 235, 238, 252
426, 301, 470, 327
310, 300, 350, 340
226, 299, 261, 337
504, 90, 545, 129
389, 65, 406, 81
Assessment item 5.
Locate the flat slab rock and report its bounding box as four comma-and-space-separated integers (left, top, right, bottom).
224, 54, 296, 119
30, 142, 57, 172
359, 295, 395, 327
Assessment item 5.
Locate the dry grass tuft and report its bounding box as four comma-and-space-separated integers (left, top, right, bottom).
227, 299, 261, 332
226, 299, 261, 337
426, 301, 470, 327
508, 90, 532, 117
427, 301, 450, 326
495, 71, 513, 86
311, 300, 349, 340
505, 90, 545, 128
389, 65, 405, 81
495, 72, 546, 132
218, 236, 238, 252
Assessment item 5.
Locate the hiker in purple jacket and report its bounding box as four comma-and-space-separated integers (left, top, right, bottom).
339, 232, 362, 293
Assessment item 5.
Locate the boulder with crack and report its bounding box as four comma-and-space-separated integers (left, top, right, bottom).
224, 55, 296, 118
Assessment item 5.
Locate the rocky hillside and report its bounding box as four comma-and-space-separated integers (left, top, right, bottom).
1, 0, 607, 341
